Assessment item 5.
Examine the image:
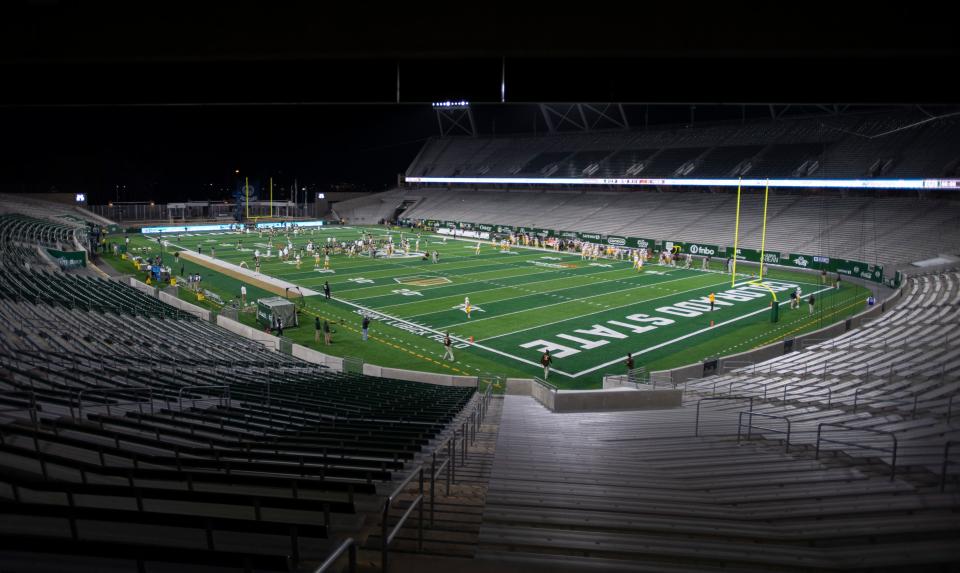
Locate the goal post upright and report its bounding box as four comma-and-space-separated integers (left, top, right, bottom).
731, 178, 742, 287
759, 179, 770, 280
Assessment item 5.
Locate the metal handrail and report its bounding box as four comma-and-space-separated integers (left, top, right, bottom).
695, 396, 753, 437
382, 465, 424, 573
783, 383, 832, 407
532, 376, 558, 392
737, 411, 792, 452
75, 387, 154, 421
941, 441, 958, 493
312, 538, 357, 573
853, 387, 921, 418
173, 384, 231, 412
815, 422, 899, 481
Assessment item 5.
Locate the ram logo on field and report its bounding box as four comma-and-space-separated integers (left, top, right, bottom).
792, 256, 809, 267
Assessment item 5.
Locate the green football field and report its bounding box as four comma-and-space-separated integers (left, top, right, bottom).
136, 225, 871, 386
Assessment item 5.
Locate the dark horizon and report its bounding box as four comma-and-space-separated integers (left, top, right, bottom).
1, 2, 956, 204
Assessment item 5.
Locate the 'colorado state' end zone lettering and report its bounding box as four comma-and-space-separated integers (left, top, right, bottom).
518, 280, 798, 359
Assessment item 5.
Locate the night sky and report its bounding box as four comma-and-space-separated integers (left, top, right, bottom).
0, 2, 956, 203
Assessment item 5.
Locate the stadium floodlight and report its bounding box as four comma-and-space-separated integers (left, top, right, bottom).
404, 176, 960, 191
432, 100, 470, 109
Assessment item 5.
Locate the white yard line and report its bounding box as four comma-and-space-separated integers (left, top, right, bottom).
472, 275, 736, 340
370, 266, 654, 309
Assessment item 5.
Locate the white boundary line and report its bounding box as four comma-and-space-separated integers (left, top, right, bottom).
327, 294, 573, 376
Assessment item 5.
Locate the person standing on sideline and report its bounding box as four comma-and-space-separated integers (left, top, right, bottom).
475, 241, 482, 255
315, 316, 321, 342
362, 315, 370, 341
464, 296, 472, 320
625, 353, 635, 383
240, 285, 247, 306
808, 294, 816, 315
323, 281, 331, 300
708, 292, 716, 311
276, 317, 284, 337
323, 320, 332, 345
443, 333, 455, 361
540, 350, 553, 380
789, 288, 797, 309
835, 274, 841, 290
726, 257, 732, 273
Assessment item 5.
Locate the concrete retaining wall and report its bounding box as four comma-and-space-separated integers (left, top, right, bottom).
216, 315, 280, 352
530, 382, 556, 410
291, 344, 343, 372
158, 291, 211, 321
362, 364, 477, 387
128, 277, 157, 297
505, 378, 534, 395
510, 377, 680, 412
553, 389, 682, 412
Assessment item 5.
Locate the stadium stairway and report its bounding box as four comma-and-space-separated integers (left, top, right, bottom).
467, 395, 960, 572
359, 390, 500, 569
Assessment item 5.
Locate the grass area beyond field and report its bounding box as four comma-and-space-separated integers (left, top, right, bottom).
107, 225, 872, 388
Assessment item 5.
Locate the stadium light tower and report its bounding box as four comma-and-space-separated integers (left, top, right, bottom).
433, 100, 476, 137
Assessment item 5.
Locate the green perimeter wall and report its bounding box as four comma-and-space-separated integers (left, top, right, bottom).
411, 219, 884, 283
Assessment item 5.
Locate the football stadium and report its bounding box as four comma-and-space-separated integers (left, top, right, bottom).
1, 5, 958, 573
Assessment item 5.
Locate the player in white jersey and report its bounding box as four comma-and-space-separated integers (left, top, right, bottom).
475, 241, 482, 255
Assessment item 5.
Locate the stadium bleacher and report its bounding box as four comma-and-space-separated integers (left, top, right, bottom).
406, 110, 960, 181
0, 213, 477, 570
384, 187, 960, 269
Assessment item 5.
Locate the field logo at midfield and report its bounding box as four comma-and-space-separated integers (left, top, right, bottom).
394, 276, 452, 287
589, 263, 612, 268
348, 277, 375, 284
540, 256, 562, 261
